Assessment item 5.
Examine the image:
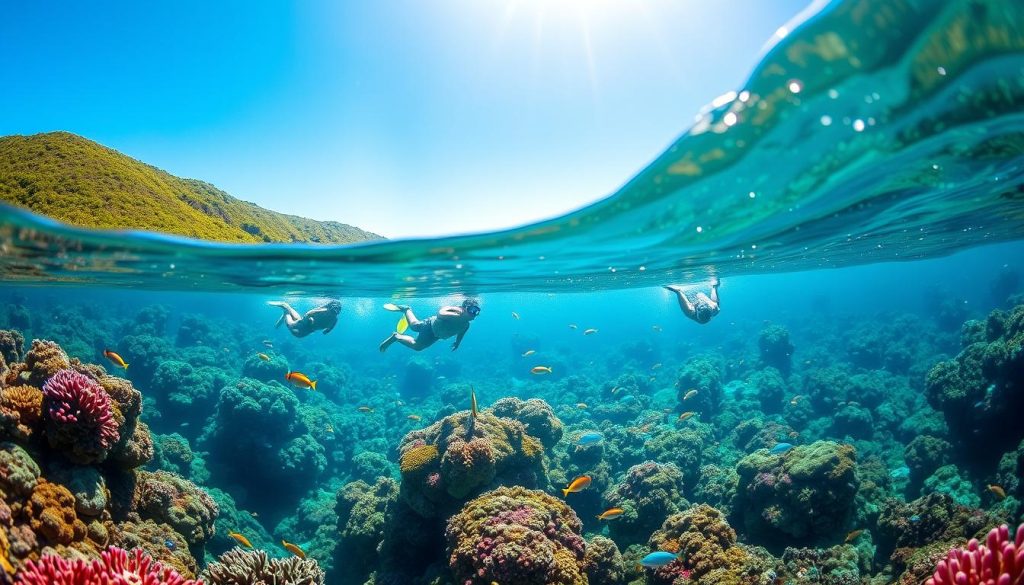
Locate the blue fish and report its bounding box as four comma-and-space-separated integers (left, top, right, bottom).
164, 538, 177, 551
770, 443, 794, 455
640, 551, 682, 568
577, 432, 604, 446
909, 515, 921, 523
618, 394, 636, 403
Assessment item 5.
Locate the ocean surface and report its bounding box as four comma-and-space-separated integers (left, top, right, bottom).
1, 0, 1023, 584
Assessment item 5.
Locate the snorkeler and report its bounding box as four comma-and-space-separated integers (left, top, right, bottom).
267, 300, 341, 337
664, 277, 720, 324
379, 299, 480, 352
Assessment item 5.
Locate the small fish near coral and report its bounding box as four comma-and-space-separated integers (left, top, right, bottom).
285, 371, 317, 390
531, 366, 553, 374
562, 475, 592, 497
597, 507, 625, 521
577, 432, 604, 446
281, 539, 306, 559
641, 550, 683, 568
228, 532, 253, 548
103, 349, 129, 370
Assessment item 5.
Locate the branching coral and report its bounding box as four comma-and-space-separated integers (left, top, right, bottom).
42, 369, 119, 464
201, 547, 325, 585
445, 486, 587, 585
925, 524, 1024, 585
0, 385, 42, 441
16, 546, 201, 585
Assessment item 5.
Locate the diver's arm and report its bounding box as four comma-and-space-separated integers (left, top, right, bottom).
451, 329, 467, 351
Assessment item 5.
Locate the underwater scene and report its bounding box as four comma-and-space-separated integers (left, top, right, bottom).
2, 0, 1024, 584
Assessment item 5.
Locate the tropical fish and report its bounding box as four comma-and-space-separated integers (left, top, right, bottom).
262, 340, 273, 348
577, 432, 603, 446
396, 316, 409, 334
257, 353, 271, 361
677, 412, 696, 422
281, 540, 306, 559
640, 551, 682, 568
770, 443, 794, 455
789, 395, 802, 406
512, 311, 520, 320
576, 403, 588, 410
562, 475, 592, 496
285, 371, 317, 390
228, 532, 252, 548
358, 406, 374, 413
788, 431, 799, 439
325, 424, 334, 433
844, 529, 863, 543
568, 324, 578, 330
683, 389, 698, 401
583, 328, 598, 335
408, 414, 422, 422
471, 387, 479, 418
522, 350, 536, 357
988, 484, 1006, 500
531, 366, 553, 375
164, 538, 177, 551
610, 386, 621, 395
908, 515, 921, 523
597, 508, 625, 521
618, 394, 636, 403
103, 349, 128, 370
651, 363, 662, 370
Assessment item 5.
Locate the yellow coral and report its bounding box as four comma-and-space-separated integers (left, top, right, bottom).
400, 444, 439, 475
521, 434, 543, 459
27, 480, 86, 545
0, 384, 43, 429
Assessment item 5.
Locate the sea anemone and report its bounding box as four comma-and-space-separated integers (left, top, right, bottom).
16, 546, 201, 585
42, 369, 120, 463
926, 524, 1024, 585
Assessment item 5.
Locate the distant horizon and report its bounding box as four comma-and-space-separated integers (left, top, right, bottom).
0, 1, 808, 239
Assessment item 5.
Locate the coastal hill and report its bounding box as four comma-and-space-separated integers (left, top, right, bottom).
0, 132, 382, 244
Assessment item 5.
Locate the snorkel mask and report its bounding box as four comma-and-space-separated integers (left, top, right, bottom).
462, 299, 481, 316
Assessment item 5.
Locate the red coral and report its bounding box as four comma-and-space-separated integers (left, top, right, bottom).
16, 546, 201, 585
42, 369, 119, 463
926, 524, 1024, 585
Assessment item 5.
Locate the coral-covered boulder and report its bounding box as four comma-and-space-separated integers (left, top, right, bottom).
604, 461, 687, 546
584, 535, 626, 585
112, 519, 197, 579
759, 324, 794, 378
646, 504, 777, 584
747, 367, 787, 413
41, 369, 119, 464
0, 384, 43, 441
132, 470, 219, 554
445, 486, 587, 585
675, 356, 723, 415
735, 441, 859, 546
24, 340, 71, 388
333, 477, 398, 585
398, 410, 546, 518
0, 442, 40, 496
26, 480, 87, 545
488, 397, 564, 448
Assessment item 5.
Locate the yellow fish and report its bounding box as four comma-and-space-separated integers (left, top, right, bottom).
678, 411, 696, 422
844, 529, 864, 544
512, 311, 520, 320
988, 484, 1006, 500
522, 350, 536, 357
285, 371, 317, 390
281, 540, 306, 559
358, 406, 374, 413
576, 403, 588, 409
471, 386, 479, 418
325, 424, 334, 433
562, 475, 592, 497
257, 353, 271, 361
531, 366, 553, 375
408, 414, 422, 422
583, 328, 598, 335
103, 349, 129, 370
228, 532, 252, 548
596, 507, 625, 521
683, 389, 698, 401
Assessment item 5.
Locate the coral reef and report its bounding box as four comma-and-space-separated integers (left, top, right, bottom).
925, 524, 1024, 585
488, 396, 564, 448
201, 547, 326, 584
16, 546, 201, 585
42, 369, 119, 464
132, 470, 219, 555
445, 486, 587, 585
759, 324, 795, 378
604, 461, 688, 546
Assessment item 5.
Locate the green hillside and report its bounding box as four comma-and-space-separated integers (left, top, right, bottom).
0, 132, 382, 244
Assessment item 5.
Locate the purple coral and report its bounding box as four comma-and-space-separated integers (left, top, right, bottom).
42, 369, 119, 463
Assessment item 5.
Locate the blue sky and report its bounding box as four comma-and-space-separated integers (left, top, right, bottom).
1, 1, 808, 238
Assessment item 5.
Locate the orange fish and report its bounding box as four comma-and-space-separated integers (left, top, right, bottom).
596, 507, 625, 521
677, 412, 696, 422
583, 328, 598, 335
683, 389, 698, 401
358, 406, 374, 413
228, 532, 252, 548
988, 484, 1006, 500
285, 371, 317, 390
281, 540, 306, 559
408, 414, 422, 422
103, 349, 128, 370
531, 366, 553, 375
844, 529, 864, 544
522, 350, 536, 357
257, 353, 271, 361
562, 475, 592, 497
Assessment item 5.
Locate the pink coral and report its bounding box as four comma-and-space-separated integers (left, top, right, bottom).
16, 546, 201, 585
926, 524, 1024, 585
42, 369, 119, 463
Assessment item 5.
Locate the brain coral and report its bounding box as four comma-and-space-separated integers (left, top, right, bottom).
16, 546, 201, 585
584, 535, 626, 585
42, 369, 120, 464
26, 480, 87, 545
604, 461, 688, 546
646, 503, 776, 585
488, 397, 564, 448
735, 440, 859, 546
112, 519, 197, 579
398, 410, 546, 517
445, 486, 587, 585
201, 548, 325, 585
132, 470, 219, 551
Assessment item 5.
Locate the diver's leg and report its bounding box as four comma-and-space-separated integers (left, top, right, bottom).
379, 332, 400, 352
710, 279, 720, 306
403, 308, 427, 331
677, 292, 698, 320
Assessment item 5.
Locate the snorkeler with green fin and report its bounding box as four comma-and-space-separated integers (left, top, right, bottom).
379, 299, 480, 352
268, 300, 341, 337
